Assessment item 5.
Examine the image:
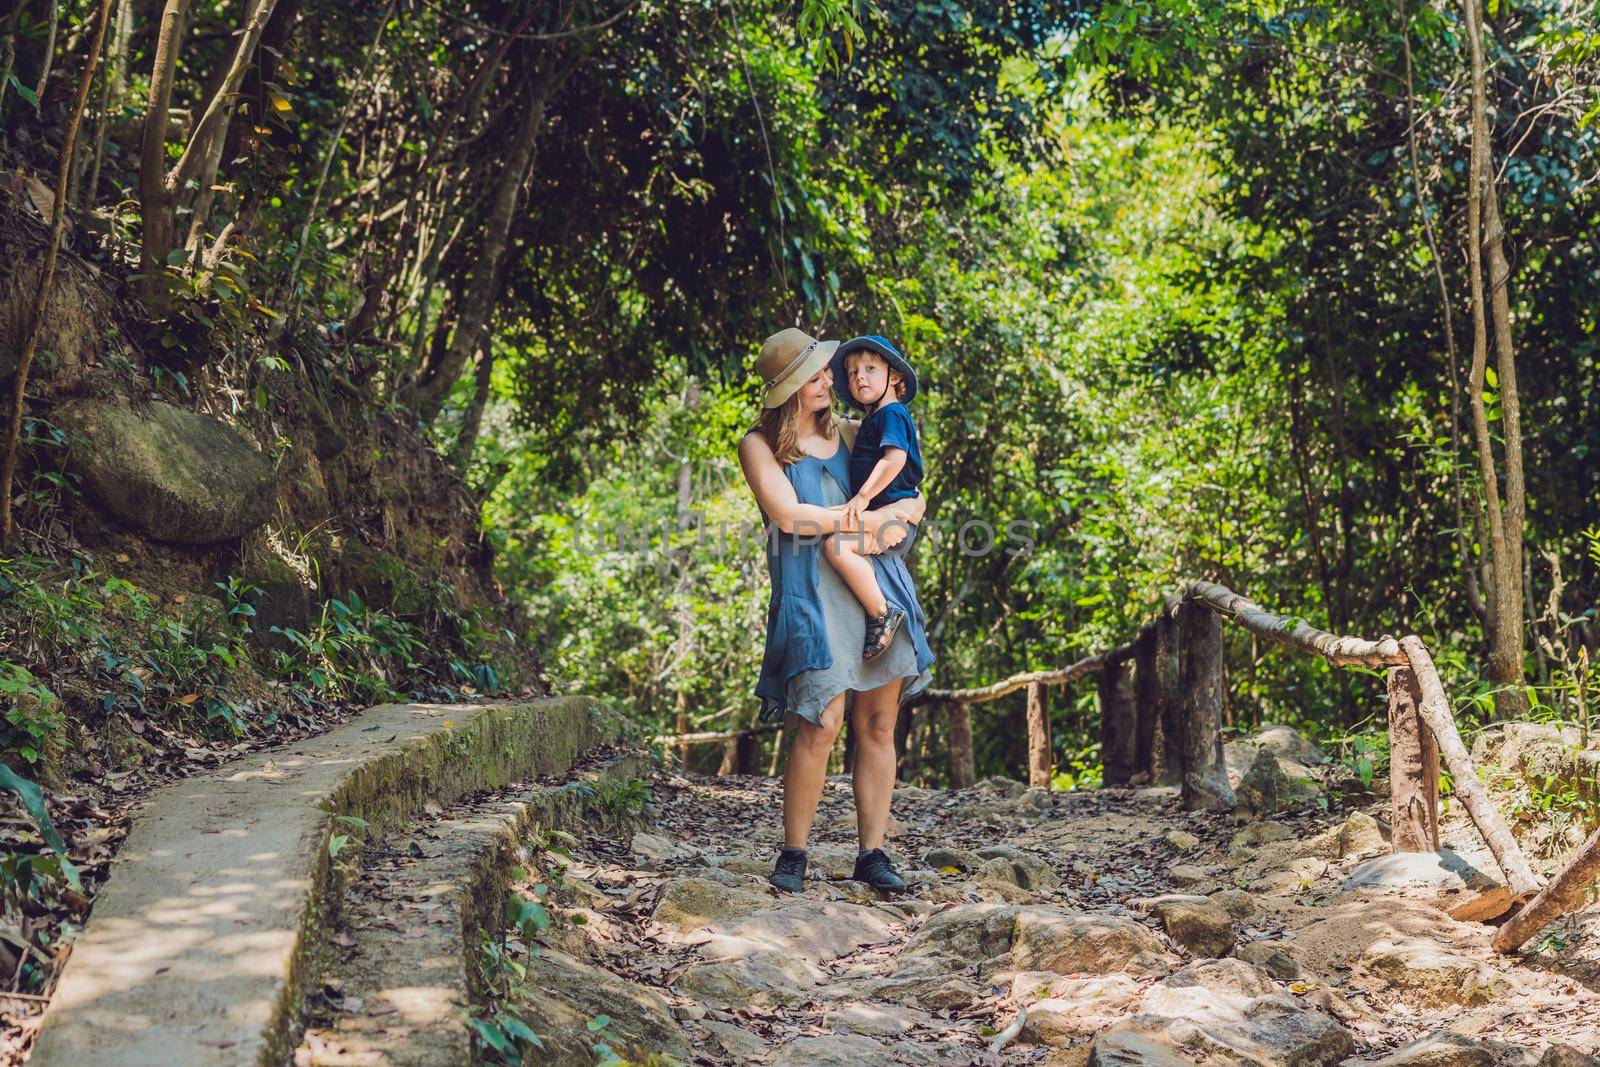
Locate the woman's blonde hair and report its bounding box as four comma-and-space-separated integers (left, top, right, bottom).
748, 389, 835, 467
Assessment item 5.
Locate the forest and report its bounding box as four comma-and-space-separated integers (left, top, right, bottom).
1, 0, 1599, 1062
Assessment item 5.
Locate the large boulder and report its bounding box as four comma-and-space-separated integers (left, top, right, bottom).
1358, 940, 1518, 1007
1011, 971, 1145, 1045
901, 903, 1173, 979
651, 876, 773, 931
52, 399, 274, 543
1090, 958, 1352, 1066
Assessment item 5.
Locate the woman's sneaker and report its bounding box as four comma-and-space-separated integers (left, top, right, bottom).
863, 605, 907, 659
769, 847, 808, 893
852, 848, 908, 894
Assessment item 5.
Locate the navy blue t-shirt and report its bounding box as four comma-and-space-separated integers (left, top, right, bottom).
849, 401, 923, 509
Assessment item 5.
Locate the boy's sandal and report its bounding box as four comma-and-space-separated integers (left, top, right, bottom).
863, 606, 907, 660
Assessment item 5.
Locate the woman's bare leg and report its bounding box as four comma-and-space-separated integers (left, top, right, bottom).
823, 534, 890, 617
852, 679, 903, 850
782, 692, 847, 848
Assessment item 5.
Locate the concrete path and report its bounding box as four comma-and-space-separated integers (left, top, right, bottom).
31, 697, 617, 1067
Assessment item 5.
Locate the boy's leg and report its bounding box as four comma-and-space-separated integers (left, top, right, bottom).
823, 534, 889, 617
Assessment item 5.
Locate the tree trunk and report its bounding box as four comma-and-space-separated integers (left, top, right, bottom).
946, 700, 975, 789
670, 381, 700, 768
1401, 637, 1538, 896
1026, 682, 1052, 789
1460, 0, 1527, 719
1132, 629, 1159, 781
1387, 665, 1440, 852
137, 0, 190, 300
1099, 659, 1137, 787
1493, 825, 1600, 953
1154, 608, 1184, 786
1177, 601, 1234, 811
411, 71, 553, 421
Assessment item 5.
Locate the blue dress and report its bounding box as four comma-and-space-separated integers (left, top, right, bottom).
752, 434, 935, 726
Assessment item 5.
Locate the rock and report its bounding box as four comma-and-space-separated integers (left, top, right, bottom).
1232, 821, 1294, 849
974, 851, 1060, 892
977, 774, 1028, 798
1338, 812, 1388, 858
1165, 829, 1200, 850
516, 948, 692, 1065
1233, 940, 1305, 981
1340, 850, 1500, 895
1255, 724, 1326, 764
1011, 972, 1144, 1044
1019, 786, 1053, 812
821, 1001, 936, 1038
53, 399, 275, 544
1359, 1032, 1499, 1067
973, 877, 1040, 904
1542, 1047, 1600, 1067
676, 952, 823, 1008
630, 830, 689, 864
1167, 862, 1207, 887
1358, 940, 1516, 1007
856, 961, 983, 1010
922, 846, 983, 872
771, 1034, 889, 1066
1209, 888, 1258, 921
703, 1020, 770, 1059
901, 903, 1171, 979
1250, 857, 1329, 894
1143, 897, 1236, 958
651, 876, 772, 931
1091, 957, 1352, 1066
1235, 746, 1296, 818
692, 901, 895, 966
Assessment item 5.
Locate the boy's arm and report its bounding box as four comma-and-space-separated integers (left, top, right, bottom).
850, 448, 907, 511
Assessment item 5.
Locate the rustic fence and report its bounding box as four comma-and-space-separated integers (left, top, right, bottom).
661, 578, 1598, 953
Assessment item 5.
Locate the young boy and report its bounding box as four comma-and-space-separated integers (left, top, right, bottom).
825, 335, 925, 659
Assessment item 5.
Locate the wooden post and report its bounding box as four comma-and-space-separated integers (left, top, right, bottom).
1155, 608, 1184, 786
1132, 628, 1160, 780
1099, 659, 1137, 786
1026, 682, 1053, 788
1177, 601, 1235, 811
947, 699, 976, 789
1493, 824, 1600, 953
1400, 636, 1539, 896
1386, 665, 1440, 852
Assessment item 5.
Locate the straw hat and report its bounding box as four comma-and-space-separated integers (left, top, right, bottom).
755, 328, 840, 409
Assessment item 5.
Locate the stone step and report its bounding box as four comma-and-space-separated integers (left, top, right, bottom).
32, 697, 622, 1067
300, 749, 651, 1067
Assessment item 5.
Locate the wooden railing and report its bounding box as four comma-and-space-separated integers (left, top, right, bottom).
915, 579, 1571, 951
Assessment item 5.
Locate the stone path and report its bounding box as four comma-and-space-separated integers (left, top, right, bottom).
452, 750, 1600, 1066
28, 697, 616, 1067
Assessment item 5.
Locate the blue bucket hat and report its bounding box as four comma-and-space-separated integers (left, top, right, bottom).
829, 334, 919, 410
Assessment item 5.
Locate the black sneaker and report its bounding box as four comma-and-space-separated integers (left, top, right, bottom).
852, 848, 908, 894
769, 847, 808, 893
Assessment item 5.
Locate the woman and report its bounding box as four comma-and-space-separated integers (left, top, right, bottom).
738, 327, 935, 895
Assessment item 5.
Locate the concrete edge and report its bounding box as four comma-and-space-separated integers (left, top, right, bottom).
299, 750, 653, 1065
32, 695, 629, 1067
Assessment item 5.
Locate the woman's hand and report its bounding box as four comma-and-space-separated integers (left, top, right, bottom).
856, 496, 924, 554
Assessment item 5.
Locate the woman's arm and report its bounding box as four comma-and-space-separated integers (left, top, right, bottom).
738, 432, 843, 536
857, 494, 926, 553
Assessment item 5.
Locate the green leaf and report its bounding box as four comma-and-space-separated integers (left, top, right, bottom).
7, 73, 38, 110
0, 763, 67, 854
497, 1014, 543, 1048
328, 833, 350, 857
586, 1014, 612, 1032
469, 1017, 509, 1052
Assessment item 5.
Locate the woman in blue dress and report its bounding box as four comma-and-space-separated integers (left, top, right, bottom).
737, 328, 936, 895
